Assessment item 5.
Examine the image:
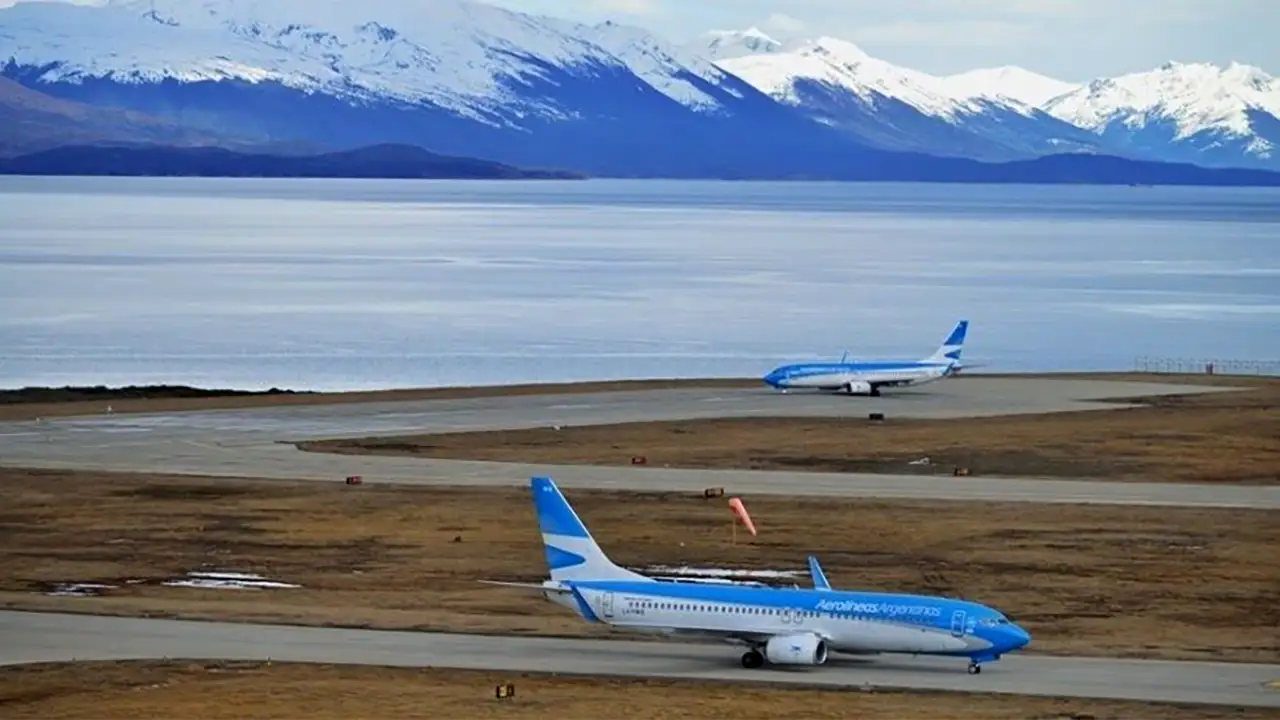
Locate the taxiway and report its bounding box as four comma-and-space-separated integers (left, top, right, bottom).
0, 377, 1272, 508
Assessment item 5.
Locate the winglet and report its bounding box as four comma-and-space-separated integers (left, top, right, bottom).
808, 555, 832, 591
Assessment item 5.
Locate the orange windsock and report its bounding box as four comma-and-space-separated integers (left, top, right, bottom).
728, 497, 757, 536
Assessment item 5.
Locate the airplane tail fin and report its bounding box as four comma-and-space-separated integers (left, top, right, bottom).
530, 476, 650, 583
925, 320, 969, 364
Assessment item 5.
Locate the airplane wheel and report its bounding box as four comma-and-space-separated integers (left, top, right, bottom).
967, 663, 981, 675
741, 650, 764, 669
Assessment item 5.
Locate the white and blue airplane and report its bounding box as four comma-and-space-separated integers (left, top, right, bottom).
762, 320, 970, 396
488, 476, 1030, 674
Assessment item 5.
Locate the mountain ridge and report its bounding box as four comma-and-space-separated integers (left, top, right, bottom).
691, 27, 1278, 171
710, 35, 1108, 162
1, 0, 1278, 181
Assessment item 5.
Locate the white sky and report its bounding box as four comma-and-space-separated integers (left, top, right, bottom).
2, 0, 1273, 82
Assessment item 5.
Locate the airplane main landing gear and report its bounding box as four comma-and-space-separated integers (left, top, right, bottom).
967, 662, 982, 675
741, 650, 764, 669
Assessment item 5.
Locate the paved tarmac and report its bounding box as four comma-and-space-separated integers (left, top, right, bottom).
3, 611, 1277, 708
2, 378, 1277, 706
1, 377, 1273, 509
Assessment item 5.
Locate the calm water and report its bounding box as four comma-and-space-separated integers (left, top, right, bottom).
1, 176, 1277, 391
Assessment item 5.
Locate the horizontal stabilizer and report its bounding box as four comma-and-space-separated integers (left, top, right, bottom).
478, 580, 572, 594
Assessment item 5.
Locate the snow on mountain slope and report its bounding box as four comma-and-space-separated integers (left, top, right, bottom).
707, 34, 1104, 161
717, 36, 994, 121
0, 0, 734, 124
579, 20, 741, 109
0, 0, 887, 178
1043, 61, 1280, 167
3, 0, 1276, 177
942, 66, 1081, 108
692, 27, 782, 62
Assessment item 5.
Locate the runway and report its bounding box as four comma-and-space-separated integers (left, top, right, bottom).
2, 376, 1277, 708
2, 377, 1275, 508
3, 611, 1277, 708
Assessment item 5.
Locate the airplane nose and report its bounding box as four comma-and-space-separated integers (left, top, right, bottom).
1009, 624, 1031, 650
763, 369, 783, 387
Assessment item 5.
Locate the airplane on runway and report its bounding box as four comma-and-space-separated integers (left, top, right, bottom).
485, 476, 1030, 674
762, 320, 971, 396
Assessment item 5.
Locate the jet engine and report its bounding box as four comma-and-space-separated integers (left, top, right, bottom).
764, 633, 829, 665
843, 380, 872, 395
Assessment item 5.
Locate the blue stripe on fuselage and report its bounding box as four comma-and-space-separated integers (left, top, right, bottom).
570, 580, 990, 622
768, 361, 946, 381
569, 584, 601, 622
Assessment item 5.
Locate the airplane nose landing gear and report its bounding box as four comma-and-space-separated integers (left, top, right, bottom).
966, 651, 1002, 674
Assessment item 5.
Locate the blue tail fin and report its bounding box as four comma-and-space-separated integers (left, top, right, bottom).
926, 320, 969, 363
530, 477, 650, 583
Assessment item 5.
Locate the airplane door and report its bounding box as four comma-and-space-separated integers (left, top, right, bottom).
602, 592, 615, 619
950, 610, 966, 637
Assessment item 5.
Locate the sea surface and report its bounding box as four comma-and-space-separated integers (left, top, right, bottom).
1, 176, 1278, 391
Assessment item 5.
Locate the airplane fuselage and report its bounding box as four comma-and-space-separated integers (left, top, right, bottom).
546, 579, 1028, 665
762, 319, 970, 396
763, 360, 953, 393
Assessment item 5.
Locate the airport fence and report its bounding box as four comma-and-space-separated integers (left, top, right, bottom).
1132, 357, 1280, 376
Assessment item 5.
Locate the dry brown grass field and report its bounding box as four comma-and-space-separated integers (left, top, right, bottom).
302, 375, 1280, 484
2, 469, 1276, 663
1, 661, 1271, 720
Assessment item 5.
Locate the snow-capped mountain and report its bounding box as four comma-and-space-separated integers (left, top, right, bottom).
694, 28, 1280, 170
0, 0, 1277, 179
693, 27, 783, 62
941, 66, 1081, 108
706, 33, 1107, 162
1, 0, 876, 177
2, 0, 737, 124
1043, 61, 1280, 170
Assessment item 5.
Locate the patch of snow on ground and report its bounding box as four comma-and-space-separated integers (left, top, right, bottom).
640, 565, 805, 579
163, 570, 301, 590
45, 582, 117, 597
